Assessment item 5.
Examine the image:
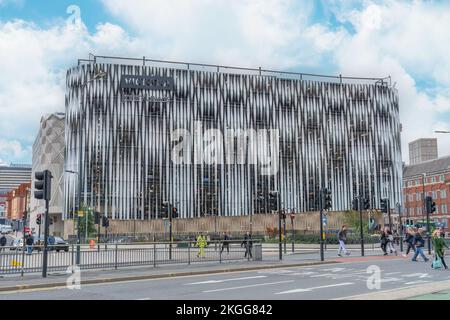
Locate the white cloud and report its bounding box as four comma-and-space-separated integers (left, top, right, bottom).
0, 16, 145, 164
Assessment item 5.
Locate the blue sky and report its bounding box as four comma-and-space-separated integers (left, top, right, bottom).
1, 0, 450, 165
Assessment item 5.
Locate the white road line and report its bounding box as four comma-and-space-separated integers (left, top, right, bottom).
202, 280, 294, 293
404, 280, 430, 285
136, 298, 152, 300
310, 273, 333, 278
385, 272, 401, 275
275, 282, 354, 295
402, 273, 430, 278
322, 268, 348, 272
185, 276, 267, 285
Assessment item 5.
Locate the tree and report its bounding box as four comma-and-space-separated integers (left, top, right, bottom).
78, 206, 96, 240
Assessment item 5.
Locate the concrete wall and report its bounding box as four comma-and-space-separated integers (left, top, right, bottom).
99, 211, 383, 236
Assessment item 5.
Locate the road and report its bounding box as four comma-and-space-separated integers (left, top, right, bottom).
1, 256, 449, 300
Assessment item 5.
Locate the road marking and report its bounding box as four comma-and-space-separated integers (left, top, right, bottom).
202, 280, 294, 293
322, 267, 348, 272
385, 272, 401, 275
275, 282, 354, 295
310, 273, 333, 278
404, 280, 430, 285
380, 278, 401, 283
402, 273, 431, 278
289, 272, 317, 276
136, 297, 152, 300
185, 276, 267, 285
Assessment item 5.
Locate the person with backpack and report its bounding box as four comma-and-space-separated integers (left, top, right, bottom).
337, 225, 350, 257
403, 227, 416, 257
432, 229, 448, 269
412, 228, 429, 262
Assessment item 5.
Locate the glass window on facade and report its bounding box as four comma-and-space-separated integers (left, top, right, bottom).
442, 204, 448, 214
441, 175, 445, 182
441, 189, 447, 198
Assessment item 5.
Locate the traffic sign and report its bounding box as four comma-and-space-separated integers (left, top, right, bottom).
322, 215, 328, 226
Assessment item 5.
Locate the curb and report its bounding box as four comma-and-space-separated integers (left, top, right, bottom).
0, 260, 339, 293
338, 279, 450, 300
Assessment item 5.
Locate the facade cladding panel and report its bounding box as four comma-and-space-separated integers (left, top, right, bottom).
64, 59, 402, 220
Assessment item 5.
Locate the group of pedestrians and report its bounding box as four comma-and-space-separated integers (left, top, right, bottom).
337, 224, 449, 270
194, 231, 253, 259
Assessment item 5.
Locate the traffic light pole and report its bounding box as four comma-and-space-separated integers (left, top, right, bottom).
359, 196, 364, 257
387, 199, 392, 229
427, 208, 431, 255
278, 194, 282, 261
42, 198, 50, 278
319, 190, 324, 262
169, 203, 173, 260
283, 214, 286, 254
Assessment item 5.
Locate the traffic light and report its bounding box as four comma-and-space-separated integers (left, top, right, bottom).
34, 170, 52, 201
426, 196, 436, 214
380, 198, 388, 213
102, 215, 109, 228
49, 217, 54, 226
161, 202, 170, 218
323, 188, 332, 210
36, 214, 42, 225
172, 207, 178, 219
268, 191, 279, 212
94, 212, 101, 225
363, 198, 370, 210
352, 198, 359, 211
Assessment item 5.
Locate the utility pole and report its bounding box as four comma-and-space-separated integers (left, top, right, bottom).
359, 195, 364, 257
319, 189, 324, 261
283, 210, 286, 254
290, 211, 295, 253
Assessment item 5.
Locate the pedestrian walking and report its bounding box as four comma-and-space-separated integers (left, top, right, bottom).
26, 234, 34, 254
220, 232, 230, 254
241, 231, 253, 259
432, 229, 449, 269
337, 225, 350, 257
403, 228, 416, 257
195, 233, 207, 259
412, 228, 429, 262
386, 228, 398, 256
0, 233, 7, 252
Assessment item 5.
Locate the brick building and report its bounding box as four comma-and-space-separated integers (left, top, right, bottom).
403, 156, 450, 230
5, 183, 31, 221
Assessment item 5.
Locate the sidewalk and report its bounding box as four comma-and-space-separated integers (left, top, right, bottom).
0, 255, 340, 292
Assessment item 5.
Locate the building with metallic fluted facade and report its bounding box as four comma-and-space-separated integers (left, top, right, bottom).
64, 55, 402, 220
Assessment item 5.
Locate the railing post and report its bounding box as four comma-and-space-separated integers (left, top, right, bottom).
153, 241, 156, 268
188, 241, 191, 265
71, 244, 74, 272
114, 243, 118, 270
219, 241, 222, 264
20, 243, 26, 277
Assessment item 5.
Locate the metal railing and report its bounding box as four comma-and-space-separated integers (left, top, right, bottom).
0, 240, 261, 275
77, 54, 392, 86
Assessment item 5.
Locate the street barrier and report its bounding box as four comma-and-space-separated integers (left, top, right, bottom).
0, 239, 262, 275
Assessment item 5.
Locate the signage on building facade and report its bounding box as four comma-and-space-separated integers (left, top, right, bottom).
120, 75, 174, 91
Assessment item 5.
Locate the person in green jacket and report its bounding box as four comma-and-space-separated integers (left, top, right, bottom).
196, 233, 207, 259
432, 229, 449, 269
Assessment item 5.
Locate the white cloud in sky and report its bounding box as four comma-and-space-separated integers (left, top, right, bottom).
1, 0, 450, 165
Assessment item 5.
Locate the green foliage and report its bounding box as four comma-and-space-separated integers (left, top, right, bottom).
77, 206, 97, 241
343, 210, 370, 237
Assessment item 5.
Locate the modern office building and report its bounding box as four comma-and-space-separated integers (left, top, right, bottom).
409, 138, 438, 165
0, 164, 32, 193
64, 55, 402, 220
403, 156, 450, 229
29, 113, 66, 236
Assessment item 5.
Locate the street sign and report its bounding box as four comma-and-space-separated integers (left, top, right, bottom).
78, 210, 84, 217
322, 215, 327, 225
